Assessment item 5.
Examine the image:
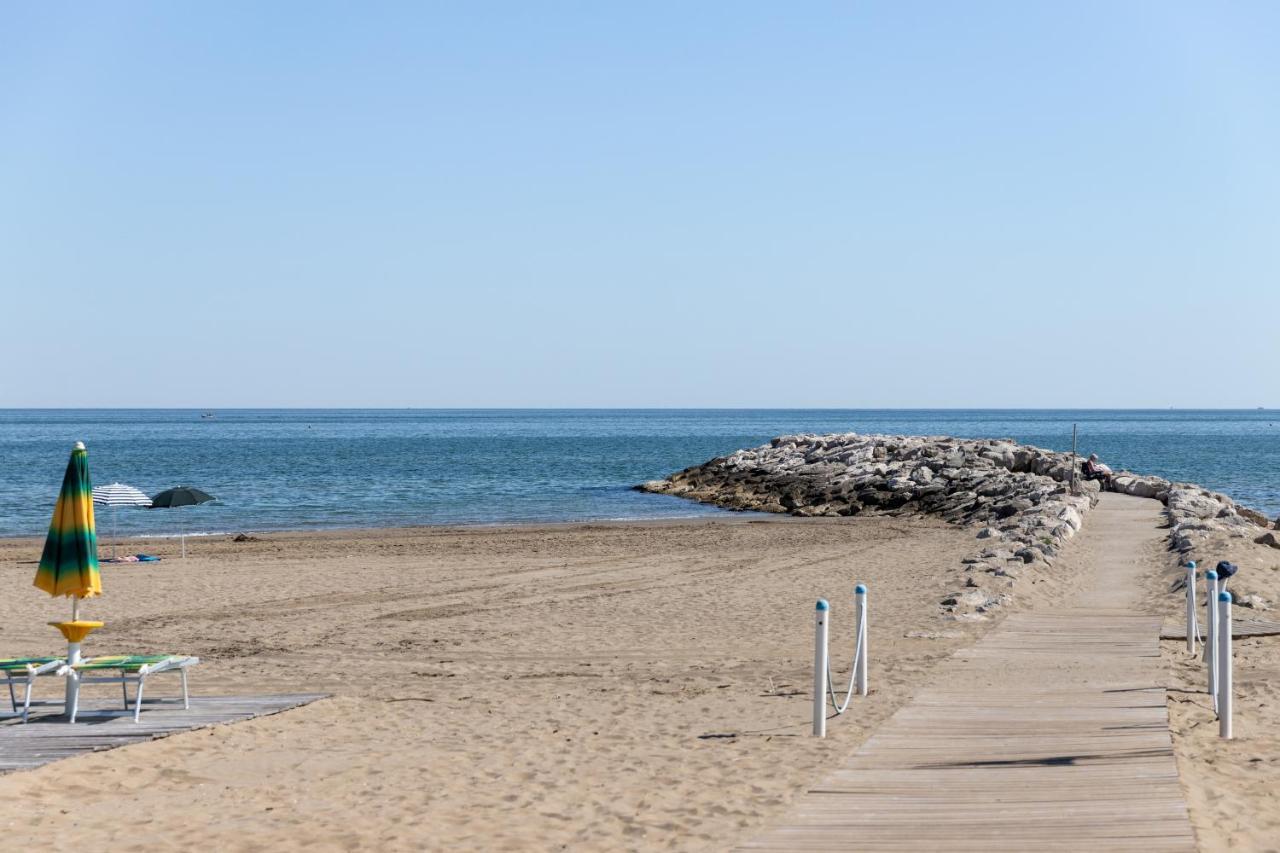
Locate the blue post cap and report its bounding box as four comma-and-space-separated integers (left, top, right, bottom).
1219, 591, 1232, 603
855, 584, 867, 594
1187, 561, 1197, 569
1207, 570, 1218, 580
816, 599, 829, 611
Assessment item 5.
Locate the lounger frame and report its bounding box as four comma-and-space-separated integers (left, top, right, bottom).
3, 660, 64, 724
61, 656, 200, 723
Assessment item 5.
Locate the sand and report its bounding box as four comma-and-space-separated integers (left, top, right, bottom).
1158, 530, 1280, 852
0, 516, 1004, 851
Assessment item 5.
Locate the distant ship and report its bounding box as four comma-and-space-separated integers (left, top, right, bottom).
201, 412, 216, 419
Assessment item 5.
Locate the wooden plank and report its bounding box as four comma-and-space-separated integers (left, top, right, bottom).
0, 694, 326, 774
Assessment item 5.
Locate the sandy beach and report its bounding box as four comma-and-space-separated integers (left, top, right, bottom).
2, 505, 1277, 850
0, 515, 1059, 851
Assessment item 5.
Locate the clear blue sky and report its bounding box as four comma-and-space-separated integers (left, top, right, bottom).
2, 2, 1277, 408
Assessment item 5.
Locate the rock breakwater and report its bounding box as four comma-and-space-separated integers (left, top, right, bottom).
640, 432, 1280, 617
639, 433, 1098, 618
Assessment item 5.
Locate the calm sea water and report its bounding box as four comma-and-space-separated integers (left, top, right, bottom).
1, 409, 1277, 538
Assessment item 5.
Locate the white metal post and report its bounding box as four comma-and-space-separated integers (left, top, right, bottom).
854, 584, 868, 696
1218, 591, 1233, 739
1205, 570, 1219, 704
1205, 570, 1220, 662
1185, 561, 1197, 655
813, 599, 829, 738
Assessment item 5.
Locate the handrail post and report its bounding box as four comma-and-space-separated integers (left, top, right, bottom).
1185, 561, 1197, 655
854, 584, 869, 696
1218, 591, 1233, 739
1205, 570, 1219, 709
813, 600, 829, 738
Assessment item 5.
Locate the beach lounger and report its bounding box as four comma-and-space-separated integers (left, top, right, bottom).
60, 655, 200, 723
1, 657, 64, 723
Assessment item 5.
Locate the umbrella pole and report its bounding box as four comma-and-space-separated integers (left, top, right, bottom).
181, 507, 186, 558
112, 505, 118, 561
65, 595, 82, 718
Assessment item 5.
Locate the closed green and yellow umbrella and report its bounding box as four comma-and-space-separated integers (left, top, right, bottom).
35, 442, 105, 718
35, 442, 102, 601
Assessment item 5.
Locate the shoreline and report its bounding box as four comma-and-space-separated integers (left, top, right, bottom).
0, 510, 823, 548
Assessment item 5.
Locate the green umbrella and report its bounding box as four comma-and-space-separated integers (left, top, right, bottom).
150, 486, 216, 558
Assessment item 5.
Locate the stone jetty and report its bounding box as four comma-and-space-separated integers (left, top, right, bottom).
638, 432, 1277, 617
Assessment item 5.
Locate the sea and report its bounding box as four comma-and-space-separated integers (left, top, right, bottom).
0, 409, 1277, 539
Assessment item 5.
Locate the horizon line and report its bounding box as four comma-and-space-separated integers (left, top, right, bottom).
0, 406, 1274, 413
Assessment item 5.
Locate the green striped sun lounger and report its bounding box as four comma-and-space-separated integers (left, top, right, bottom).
1, 657, 65, 723
60, 654, 200, 723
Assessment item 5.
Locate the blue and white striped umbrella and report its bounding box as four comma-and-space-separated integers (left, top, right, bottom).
91, 483, 152, 508
91, 483, 151, 559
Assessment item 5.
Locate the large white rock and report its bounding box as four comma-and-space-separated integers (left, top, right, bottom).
1117, 475, 1168, 499
1168, 490, 1225, 520
1055, 505, 1084, 531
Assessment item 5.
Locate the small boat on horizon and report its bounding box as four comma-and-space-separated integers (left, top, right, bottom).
201, 412, 216, 419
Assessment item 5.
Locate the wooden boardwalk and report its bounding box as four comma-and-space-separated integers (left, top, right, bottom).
739, 494, 1197, 852
0, 694, 326, 773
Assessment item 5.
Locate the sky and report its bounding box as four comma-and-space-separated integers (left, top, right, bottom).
2, 2, 1278, 408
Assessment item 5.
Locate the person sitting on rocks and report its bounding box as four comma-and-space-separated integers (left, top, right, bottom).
1081, 454, 1114, 490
